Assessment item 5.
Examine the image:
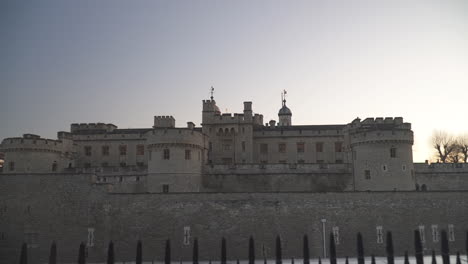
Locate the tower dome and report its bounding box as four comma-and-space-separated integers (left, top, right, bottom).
278, 90, 292, 126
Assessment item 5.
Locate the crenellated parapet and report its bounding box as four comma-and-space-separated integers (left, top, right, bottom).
153, 116, 175, 128
71, 123, 117, 134
348, 117, 413, 146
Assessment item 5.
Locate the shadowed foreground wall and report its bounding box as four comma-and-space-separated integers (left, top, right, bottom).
0, 174, 467, 264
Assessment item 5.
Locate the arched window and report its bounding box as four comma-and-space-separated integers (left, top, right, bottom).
51, 161, 57, 172
421, 184, 427, 191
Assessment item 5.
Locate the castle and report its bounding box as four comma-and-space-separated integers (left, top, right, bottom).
0, 95, 418, 192
0, 95, 467, 264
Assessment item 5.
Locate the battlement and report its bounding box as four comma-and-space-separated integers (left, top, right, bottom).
0, 134, 66, 152
71, 123, 117, 133
349, 117, 410, 130
153, 116, 175, 128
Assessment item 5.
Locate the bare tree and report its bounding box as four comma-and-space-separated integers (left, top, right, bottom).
432, 131, 457, 163
457, 134, 468, 163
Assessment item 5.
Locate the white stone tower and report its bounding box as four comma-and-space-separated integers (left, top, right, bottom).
346, 117, 415, 191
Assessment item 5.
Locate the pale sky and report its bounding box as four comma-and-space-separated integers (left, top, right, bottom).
1, 0, 468, 162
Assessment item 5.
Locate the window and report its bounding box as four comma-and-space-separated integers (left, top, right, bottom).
260, 144, 268, 154
119, 145, 127, 156
136, 145, 145, 155
163, 149, 170, 160
316, 142, 323, 152
119, 176, 123, 182
448, 224, 455, 241
51, 162, 57, 172
162, 184, 169, 193
24, 232, 39, 248
365, 170, 371, 180
119, 162, 126, 167
185, 150, 191, 160
87, 228, 95, 247
102, 146, 110, 156
183, 226, 191, 246
382, 165, 388, 172
242, 141, 246, 152
317, 160, 324, 164
402, 165, 406, 171
335, 142, 343, 152
298, 159, 305, 164
209, 142, 212, 150
278, 143, 286, 153
84, 146, 92, 156
223, 144, 231, 151
376, 226, 384, 244
136, 162, 144, 167
9, 162, 14, 171
418, 225, 425, 243
332, 227, 340, 245
84, 163, 91, 168
222, 158, 233, 165
431, 225, 439, 242
279, 160, 287, 164
390, 147, 397, 158
297, 142, 305, 153
101, 162, 109, 167
335, 159, 343, 164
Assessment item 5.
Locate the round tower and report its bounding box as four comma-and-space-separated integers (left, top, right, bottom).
146, 127, 206, 193
347, 117, 415, 191
0, 133, 75, 173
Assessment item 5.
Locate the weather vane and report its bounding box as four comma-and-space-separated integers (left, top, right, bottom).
281, 89, 287, 106
210, 86, 215, 100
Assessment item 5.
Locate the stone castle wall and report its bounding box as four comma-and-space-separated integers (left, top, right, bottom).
1, 173, 467, 264
414, 163, 468, 191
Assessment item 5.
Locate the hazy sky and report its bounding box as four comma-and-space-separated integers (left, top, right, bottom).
1, 0, 467, 162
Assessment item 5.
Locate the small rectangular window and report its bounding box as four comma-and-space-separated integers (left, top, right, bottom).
376, 226, 384, 244
84, 163, 91, 168
297, 142, 305, 153
317, 160, 324, 164
335, 142, 343, 152
223, 144, 231, 151
102, 146, 110, 156
316, 142, 324, 152
136, 145, 145, 155
279, 160, 287, 164
162, 184, 169, 193
242, 141, 246, 152
84, 146, 92, 156
365, 170, 371, 180
119, 145, 127, 156
24, 232, 39, 248
163, 149, 170, 160
185, 150, 191, 160
101, 162, 108, 167
448, 224, 455, 241
260, 144, 268, 154
183, 226, 191, 246
335, 159, 343, 164
332, 226, 340, 245
278, 143, 286, 153
431, 225, 439, 242
298, 159, 305, 164
87, 228, 95, 247
390, 148, 397, 158
418, 225, 425, 243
